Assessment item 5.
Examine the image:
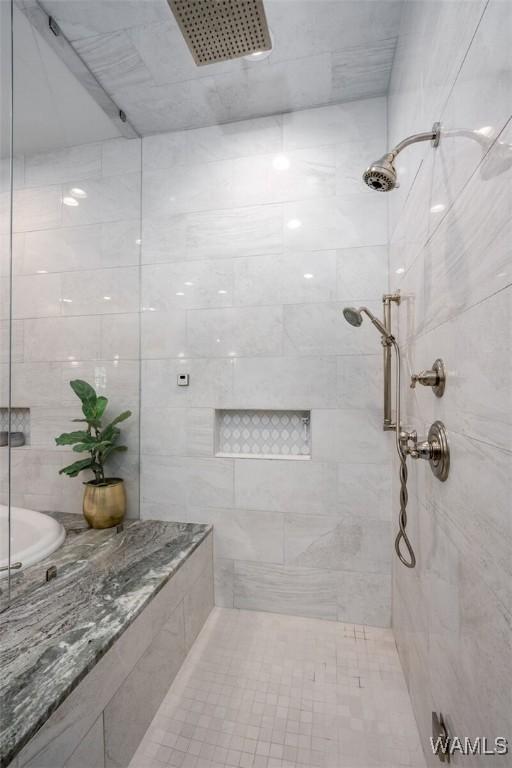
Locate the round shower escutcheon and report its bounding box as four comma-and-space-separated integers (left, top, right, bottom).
427, 420, 450, 481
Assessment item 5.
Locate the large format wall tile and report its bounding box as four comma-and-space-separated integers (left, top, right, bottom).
143, 116, 282, 169
187, 306, 284, 359
389, 1, 512, 763
284, 512, 391, 574
185, 204, 283, 261
283, 194, 387, 251
234, 561, 338, 621
234, 251, 337, 307
8, 136, 142, 515
234, 459, 338, 516
232, 355, 338, 410
24, 316, 102, 362
140, 99, 392, 628
61, 173, 140, 226
142, 260, 234, 311
141, 455, 234, 511
22, 220, 141, 275
24, 143, 102, 188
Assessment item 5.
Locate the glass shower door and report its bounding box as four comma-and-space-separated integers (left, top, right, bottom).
0, 0, 13, 610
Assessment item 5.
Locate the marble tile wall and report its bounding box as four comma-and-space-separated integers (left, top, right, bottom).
140, 97, 394, 626
0, 137, 142, 517
388, 0, 512, 764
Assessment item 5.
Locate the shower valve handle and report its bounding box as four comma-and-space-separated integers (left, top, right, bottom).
400, 430, 434, 460
410, 359, 446, 397
400, 422, 450, 481
410, 370, 439, 388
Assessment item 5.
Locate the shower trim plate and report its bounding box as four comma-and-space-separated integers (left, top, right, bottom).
401, 420, 450, 482
428, 420, 450, 481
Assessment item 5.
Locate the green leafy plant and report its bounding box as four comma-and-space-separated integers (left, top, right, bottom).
56, 380, 131, 485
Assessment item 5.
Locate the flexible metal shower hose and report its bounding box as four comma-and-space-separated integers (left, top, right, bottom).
390, 338, 416, 569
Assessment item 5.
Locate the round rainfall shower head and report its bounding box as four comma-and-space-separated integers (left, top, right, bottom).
362, 155, 397, 192
342, 307, 363, 327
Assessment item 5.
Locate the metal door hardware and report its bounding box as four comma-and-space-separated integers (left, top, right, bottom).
410, 358, 446, 397
400, 420, 450, 481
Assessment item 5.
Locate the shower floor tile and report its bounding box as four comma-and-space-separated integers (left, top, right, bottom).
130, 608, 426, 768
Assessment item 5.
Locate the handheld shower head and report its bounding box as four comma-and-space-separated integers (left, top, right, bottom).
342, 307, 363, 327
342, 306, 391, 340
363, 122, 441, 192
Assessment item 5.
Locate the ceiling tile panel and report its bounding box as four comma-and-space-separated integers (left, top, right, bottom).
41, 0, 403, 134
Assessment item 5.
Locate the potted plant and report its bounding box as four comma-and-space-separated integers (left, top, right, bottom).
55, 380, 132, 529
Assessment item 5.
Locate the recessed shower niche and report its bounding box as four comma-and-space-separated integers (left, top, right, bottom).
215, 410, 311, 460
0, 407, 30, 447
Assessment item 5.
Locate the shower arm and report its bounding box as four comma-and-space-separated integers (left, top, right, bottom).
386, 123, 441, 162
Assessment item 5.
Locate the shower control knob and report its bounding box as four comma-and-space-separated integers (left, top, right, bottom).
410, 358, 446, 397
400, 422, 450, 481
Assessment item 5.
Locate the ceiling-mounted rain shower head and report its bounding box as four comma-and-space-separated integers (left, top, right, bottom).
342, 306, 391, 341
363, 122, 441, 192
168, 0, 272, 66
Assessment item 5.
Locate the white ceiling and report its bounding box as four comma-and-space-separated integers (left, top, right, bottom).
40, 0, 403, 135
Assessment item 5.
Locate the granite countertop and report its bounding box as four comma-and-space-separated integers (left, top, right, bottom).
0, 513, 212, 768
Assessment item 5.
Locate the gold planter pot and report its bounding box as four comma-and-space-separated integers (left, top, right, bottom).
83, 478, 126, 529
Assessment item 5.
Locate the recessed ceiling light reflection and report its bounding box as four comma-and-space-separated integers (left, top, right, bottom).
273, 154, 290, 171
218, 289, 228, 295
61, 297, 73, 303
286, 218, 302, 230
135, 238, 142, 246
303, 273, 314, 279
176, 291, 185, 296
228, 351, 236, 357
243, 32, 273, 62
430, 203, 445, 213
63, 196, 79, 207
70, 187, 87, 199
103, 296, 112, 301
142, 306, 156, 312
36, 270, 48, 274
475, 126, 493, 137
184, 281, 194, 287
395, 267, 405, 275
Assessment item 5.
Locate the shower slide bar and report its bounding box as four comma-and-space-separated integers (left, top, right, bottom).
382, 291, 401, 431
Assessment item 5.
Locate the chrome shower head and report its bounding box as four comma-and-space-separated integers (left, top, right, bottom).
363, 123, 441, 192
342, 306, 391, 340
362, 154, 397, 192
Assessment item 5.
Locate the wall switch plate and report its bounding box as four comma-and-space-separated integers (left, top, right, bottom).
177, 373, 189, 386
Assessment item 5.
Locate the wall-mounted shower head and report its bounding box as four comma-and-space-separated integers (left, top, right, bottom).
342, 306, 391, 340
362, 154, 397, 191
363, 122, 441, 192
